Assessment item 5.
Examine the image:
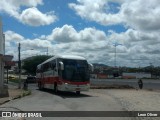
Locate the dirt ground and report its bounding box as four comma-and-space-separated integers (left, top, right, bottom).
91, 89, 160, 120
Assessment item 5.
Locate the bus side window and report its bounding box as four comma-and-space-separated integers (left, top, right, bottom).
36, 66, 42, 73
36, 69, 40, 73
41, 65, 44, 72
51, 60, 56, 70
44, 63, 49, 71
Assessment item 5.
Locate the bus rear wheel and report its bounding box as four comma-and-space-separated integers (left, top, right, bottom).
54, 83, 58, 93
76, 91, 80, 95
38, 82, 43, 90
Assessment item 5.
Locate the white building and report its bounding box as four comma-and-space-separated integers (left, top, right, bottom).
122, 72, 151, 79
0, 18, 5, 88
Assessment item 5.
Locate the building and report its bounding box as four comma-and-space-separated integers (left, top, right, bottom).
122, 72, 151, 79
0, 18, 6, 97
0, 18, 5, 88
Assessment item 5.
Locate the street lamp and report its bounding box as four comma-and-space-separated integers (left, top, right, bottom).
28, 47, 49, 56
17, 43, 38, 89
18, 43, 21, 89
47, 47, 48, 56
113, 42, 122, 67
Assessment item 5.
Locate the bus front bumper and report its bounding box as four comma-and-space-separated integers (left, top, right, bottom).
58, 83, 90, 91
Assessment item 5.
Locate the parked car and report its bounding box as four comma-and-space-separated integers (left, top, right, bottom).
26, 76, 37, 83
8, 75, 17, 80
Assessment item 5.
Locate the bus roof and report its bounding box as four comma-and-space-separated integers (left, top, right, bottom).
37, 55, 86, 67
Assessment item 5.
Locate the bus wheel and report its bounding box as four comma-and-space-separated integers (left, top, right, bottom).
76, 91, 80, 95
54, 83, 58, 93
38, 82, 43, 90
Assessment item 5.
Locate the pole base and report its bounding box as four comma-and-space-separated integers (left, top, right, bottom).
0, 85, 9, 98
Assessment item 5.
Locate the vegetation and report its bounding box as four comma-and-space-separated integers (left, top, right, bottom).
22, 55, 52, 75
9, 78, 20, 83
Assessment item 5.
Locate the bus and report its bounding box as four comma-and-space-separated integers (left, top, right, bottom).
36, 55, 93, 94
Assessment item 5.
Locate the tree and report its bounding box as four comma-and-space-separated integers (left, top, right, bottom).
22, 55, 52, 75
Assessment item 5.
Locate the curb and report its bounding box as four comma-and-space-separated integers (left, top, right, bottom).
0, 90, 31, 105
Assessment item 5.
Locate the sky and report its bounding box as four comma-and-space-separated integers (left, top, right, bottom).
0, 0, 160, 67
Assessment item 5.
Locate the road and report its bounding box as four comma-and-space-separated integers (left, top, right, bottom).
1, 80, 160, 120
0, 84, 132, 120
90, 79, 160, 89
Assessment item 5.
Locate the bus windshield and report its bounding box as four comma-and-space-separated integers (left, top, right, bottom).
62, 59, 90, 82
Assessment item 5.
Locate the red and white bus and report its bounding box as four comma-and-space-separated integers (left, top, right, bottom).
36, 55, 93, 94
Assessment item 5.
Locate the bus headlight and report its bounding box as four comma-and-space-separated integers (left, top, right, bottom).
64, 83, 68, 85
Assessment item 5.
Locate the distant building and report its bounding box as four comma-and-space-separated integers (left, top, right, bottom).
122, 72, 151, 79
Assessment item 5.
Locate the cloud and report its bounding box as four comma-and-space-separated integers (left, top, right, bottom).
5, 23, 160, 67
47, 25, 107, 43
68, 0, 160, 66
21, 38, 52, 49
20, 7, 57, 26
4, 30, 52, 58
69, 0, 122, 26
69, 0, 160, 32
5, 31, 24, 42
0, 0, 57, 26
0, 0, 43, 17
120, 0, 160, 31
47, 25, 79, 43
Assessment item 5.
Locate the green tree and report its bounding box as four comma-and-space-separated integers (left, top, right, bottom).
22, 55, 52, 75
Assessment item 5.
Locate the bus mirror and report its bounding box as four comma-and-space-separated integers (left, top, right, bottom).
89, 63, 94, 72
59, 62, 64, 70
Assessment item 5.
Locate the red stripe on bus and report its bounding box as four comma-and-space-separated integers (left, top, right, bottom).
62, 80, 89, 85
38, 76, 89, 85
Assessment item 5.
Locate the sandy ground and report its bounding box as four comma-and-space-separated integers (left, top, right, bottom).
91, 89, 160, 120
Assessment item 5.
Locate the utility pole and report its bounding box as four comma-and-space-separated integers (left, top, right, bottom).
18, 43, 21, 89
113, 43, 122, 68
47, 47, 48, 56
114, 44, 117, 68
150, 62, 153, 78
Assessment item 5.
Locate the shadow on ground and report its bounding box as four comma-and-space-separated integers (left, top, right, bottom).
37, 88, 95, 99
90, 84, 135, 89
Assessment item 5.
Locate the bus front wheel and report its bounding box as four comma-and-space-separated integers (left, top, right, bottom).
76, 91, 80, 95
38, 82, 43, 90
54, 83, 58, 93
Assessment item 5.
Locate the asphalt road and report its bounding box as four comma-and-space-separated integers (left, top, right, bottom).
0, 84, 132, 120
90, 79, 160, 90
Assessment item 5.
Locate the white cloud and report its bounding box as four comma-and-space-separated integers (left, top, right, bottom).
69, 0, 160, 32
0, 0, 57, 26
20, 7, 57, 26
47, 25, 107, 43
12, 0, 43, 7
47, 25, 79, 43
5, 23, 160, 67
69, 0, 122, 26
21, 38, 52, 49
68, 0, 160, 66
120, 0, 160, 31
0, 0, 43, 17
5, 31, 24, 41
4, 31, 52, 58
